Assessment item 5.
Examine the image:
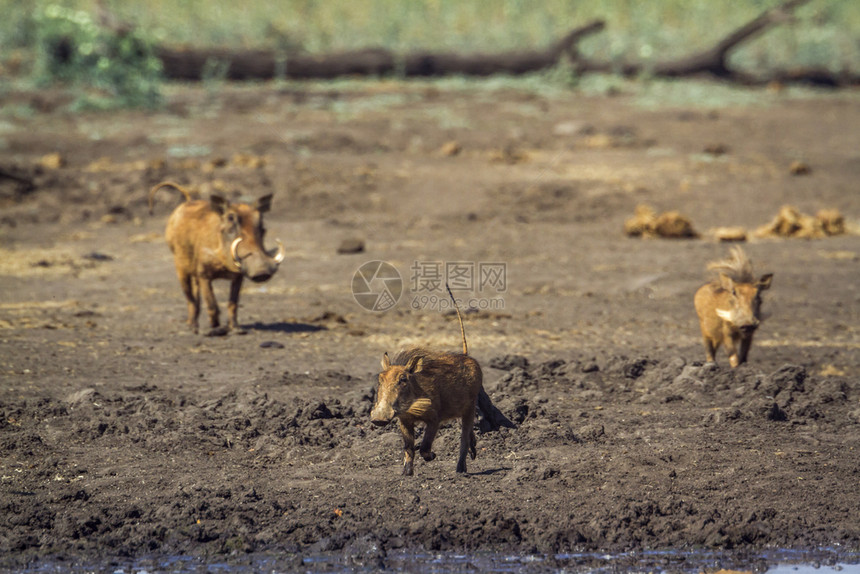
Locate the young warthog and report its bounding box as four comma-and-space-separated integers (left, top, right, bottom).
371, 286, 515, 476
694, 246, 773, 367
149, 181, 285, 336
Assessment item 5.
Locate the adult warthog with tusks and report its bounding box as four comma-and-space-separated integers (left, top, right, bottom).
149, 181, 285, 336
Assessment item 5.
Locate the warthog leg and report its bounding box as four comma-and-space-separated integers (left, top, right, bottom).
419, 421, 438, 463
177, 271, 200, 334
227, 276, 245, 334
399, 420, 415, 476
457, 407, 476, 473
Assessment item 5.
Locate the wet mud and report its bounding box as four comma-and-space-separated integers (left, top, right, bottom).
1, 83, 859, 570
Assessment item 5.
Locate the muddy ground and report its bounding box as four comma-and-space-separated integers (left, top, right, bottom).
1, 80, 859, 571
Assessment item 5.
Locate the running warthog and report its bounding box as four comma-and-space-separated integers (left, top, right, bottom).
371, 286, 515, 476
694, 246, 773, 367
149, 181, 285, 336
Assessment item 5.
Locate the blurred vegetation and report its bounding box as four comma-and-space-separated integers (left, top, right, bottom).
28, 4, 163, 109
1, 0, 858, 108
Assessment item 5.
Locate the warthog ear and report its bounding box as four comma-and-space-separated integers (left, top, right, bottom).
381, 352, 390, 370
210, 194, 229, 215
719, 273, 735, 293
256, 194, 273, 214
757, 273, 773, 291
405, 356, 424, 374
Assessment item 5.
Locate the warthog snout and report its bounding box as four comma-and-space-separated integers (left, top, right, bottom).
230, 237, 285, 282
370, 381, 398, 426
370, 408, 394, 426
738, 320, 759, 334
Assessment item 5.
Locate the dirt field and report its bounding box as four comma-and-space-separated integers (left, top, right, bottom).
1, 81, 859, 571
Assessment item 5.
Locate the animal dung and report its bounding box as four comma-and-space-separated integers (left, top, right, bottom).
817, 209, 846, 236
231, 152, 268, 169
439, 140, 462, 156
624, 205, 699, 239
712, 226, 748, 242
754, 205, 845, 239
789, 160, 811, 175
37, 153, 65, 170
703, 143, 729, 156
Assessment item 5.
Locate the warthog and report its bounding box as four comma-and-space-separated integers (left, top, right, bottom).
694, 246, 773, 367
148, 181, 285, 336
371, 286, 515, 476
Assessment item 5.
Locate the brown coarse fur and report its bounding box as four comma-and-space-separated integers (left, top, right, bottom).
372, 348, 481, 476
149, 181, 285, 336
694, 246, 773, 368
371, 286, 513, 476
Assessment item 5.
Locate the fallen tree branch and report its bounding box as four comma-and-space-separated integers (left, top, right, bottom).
652, 0, 812, 78
399, 20, 605, 77
120, 0, 860, 87
156, 20, 605, 81
573, 0, 855, 86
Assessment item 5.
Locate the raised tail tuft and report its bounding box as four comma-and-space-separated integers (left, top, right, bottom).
445, 282, 468, 356
148, 181, 196, 215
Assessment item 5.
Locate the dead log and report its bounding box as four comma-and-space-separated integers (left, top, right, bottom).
651, 0, 813, 78
400, 20, 605, 77
155, 46, 394, 81
110, 0, 859, 87
156, 20, 605, 81
574, 0, 857, 86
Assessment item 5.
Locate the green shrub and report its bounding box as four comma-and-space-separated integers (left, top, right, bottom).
32, 4, 163, 109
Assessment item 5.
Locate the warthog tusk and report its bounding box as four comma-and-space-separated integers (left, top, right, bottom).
230, 237, 243, 269
716, 308, 734, 322
272, 239, 285, 264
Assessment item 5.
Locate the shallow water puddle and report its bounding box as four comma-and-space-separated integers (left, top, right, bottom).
20, 549, 860, 573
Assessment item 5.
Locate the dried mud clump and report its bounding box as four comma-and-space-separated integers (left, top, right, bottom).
711, 226, 748, 242
707, 207, 849, 242
624, 204, 698, 239
754, 205, 846, 239
789, 160, 811, 175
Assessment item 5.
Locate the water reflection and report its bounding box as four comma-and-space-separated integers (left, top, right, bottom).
19, 548, 860, 573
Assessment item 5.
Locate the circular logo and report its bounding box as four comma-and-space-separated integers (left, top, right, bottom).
352, 261, 402, 312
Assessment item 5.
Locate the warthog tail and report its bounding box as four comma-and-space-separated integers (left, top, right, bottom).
477, 387, 516, 433
148, 181, 198, 214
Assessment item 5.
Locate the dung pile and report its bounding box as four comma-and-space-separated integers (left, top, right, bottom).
624, 205, 698, 239
754, 205, 846, 239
